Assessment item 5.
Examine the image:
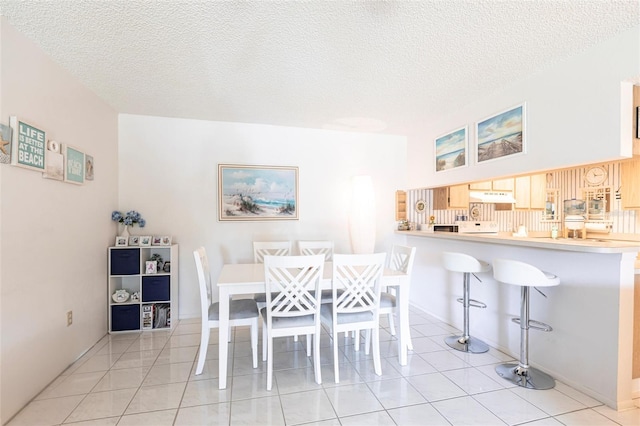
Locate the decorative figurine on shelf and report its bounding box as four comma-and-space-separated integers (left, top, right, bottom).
429, 215, 436, 226
112, 289, 130, 303
131, 291, 141, 302
150, 253, 164, 271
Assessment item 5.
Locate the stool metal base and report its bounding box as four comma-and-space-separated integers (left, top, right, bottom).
445, 335, 489, 353
495, 363, 555, 390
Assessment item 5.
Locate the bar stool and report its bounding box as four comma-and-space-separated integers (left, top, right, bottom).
492, 258, 560, 390
442, 252, 491, 353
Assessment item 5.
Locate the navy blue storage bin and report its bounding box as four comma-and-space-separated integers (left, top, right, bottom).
110, 249, 140, 275
142, 275, 170, 302
111, 304, 140, 331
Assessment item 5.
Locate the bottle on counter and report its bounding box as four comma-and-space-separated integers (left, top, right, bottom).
551, 225, 558, 239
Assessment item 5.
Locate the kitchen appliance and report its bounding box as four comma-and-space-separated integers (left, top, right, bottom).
456, 221, 499, 234
468, 191, 516, 203
564, 214, 586, 239
433, 224, 458, 233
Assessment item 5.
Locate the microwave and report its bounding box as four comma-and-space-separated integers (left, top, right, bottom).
433, 224, 458, 233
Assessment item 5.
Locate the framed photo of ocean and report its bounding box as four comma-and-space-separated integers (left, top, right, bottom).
476, 103, 526, 164
218, 164, 299, 221
435, 126, 468, 172
9, 116, 46, 172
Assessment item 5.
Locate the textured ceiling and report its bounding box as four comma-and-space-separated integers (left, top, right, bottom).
1, 1, 639, 136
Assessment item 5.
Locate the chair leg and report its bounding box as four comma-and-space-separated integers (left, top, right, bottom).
372, 326, 382, 376
251, 318, 258, 369
354, 329, 360, 351
333, 329, 340, 383
306, 334, 312, 357
267, 335, 274, 391
262, 321, 267, 362
364, 328, 371, 355
195, 325, 210, 375
388, 312, 396, 336
313, 327, 322, 385
294, 335, 299, 342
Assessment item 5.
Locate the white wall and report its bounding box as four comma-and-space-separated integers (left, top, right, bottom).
0, 18, 119, 423
118, 115, 407, 318
408, 25, 640, 189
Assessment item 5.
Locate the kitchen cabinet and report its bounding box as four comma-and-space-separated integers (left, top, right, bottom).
395, 190, 407, 220
468, 178, 514, 191
433, 184, 469, 210
515, 174, 546, 209
468, 181, 492, 190
622, 158, 640, 209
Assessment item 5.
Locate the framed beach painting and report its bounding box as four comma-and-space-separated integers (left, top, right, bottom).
218, 164, 299, 221
435, 126, 467, 172
476, 103, 526, 164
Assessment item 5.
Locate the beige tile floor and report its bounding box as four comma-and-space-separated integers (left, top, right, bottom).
7, 308, 640, 425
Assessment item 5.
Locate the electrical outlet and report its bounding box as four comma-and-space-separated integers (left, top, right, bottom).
67, 311, 73, 326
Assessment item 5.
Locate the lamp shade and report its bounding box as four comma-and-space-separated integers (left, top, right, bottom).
349, 175, 376, 254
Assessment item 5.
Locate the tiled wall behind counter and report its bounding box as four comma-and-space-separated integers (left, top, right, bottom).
406, 161, 639, 234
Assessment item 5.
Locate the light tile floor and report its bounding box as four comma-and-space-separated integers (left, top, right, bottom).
8, 308, 640, 425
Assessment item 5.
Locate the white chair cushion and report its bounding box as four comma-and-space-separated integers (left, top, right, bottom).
379, 292, 396, 308
259, 307, 315, 328
320, 304, 374, 325
210, 299, 259, 321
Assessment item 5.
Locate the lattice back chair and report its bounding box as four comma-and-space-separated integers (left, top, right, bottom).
253, 241, 292, 309
298, 240, 336, 304
262, 254, 325, 390
193, 247, 259, 375
380, 245, 416, 347
321, 252, 386, 383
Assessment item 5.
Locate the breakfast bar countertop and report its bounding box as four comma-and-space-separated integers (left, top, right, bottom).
399, 229, 640, 254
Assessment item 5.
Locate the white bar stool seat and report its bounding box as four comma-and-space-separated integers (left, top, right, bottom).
442, 252, 491, 353
493, 258, 560, 390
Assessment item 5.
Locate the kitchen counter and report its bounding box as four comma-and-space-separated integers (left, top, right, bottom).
399, 230, 640, 254
396, 229, 638, 410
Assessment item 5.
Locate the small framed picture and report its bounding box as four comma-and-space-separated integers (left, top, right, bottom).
152, 236, 163, 246
128, 236, 140, 246
145, 261, 157, 274
160, 236, 172, 246
139, 236, 152, 247
163, 261, 171, 273
115, 236, 128, 247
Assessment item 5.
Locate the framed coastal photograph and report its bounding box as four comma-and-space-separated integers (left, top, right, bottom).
139, 236, 152, 247
435, 126, 467, 172
85, 154, 94, 181
476, 103, 526, 164
218, 164, 299, 221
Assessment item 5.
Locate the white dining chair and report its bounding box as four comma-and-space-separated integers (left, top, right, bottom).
253, 241, 291, 263
321, 252, 386, 383
297, 240, 336, 303
262, 254, 325, 390
379, 245, 416, 346
193, 247, 259, 375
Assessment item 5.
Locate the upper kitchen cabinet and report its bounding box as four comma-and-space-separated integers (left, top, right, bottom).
468, 178, 514, 192
433, 184, 469, 210
622, 158, 640, 209
514, 174, 546, 209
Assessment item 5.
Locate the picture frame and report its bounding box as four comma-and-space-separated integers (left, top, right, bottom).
145, 261, 157, 274
63, 144, 85, 184
139, 236, 152, 247
0, 123, 13, 164
128, 235, 140, 246
10, 116, 46, 172
115, 236, 128, 247
152, 236, 163, 246
43, 140, 64, 181
218, 164, 299, 221
160, 236, 172, 246
435, 126, 468, 172
85, 153, 94, 181
476, 103, 526, 164
162, 261, 171, 273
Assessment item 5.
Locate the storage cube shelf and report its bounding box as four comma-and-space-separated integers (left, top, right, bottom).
108, 244, 178, 333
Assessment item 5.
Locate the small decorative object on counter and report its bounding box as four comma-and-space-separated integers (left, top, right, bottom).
429, 215, 435, 226
551, 225, 558, 239
397, 219, 409, 230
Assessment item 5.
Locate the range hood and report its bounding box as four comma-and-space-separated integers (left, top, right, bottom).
468, 191, 516, 203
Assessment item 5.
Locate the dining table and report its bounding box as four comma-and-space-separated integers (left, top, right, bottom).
215, 261, 410, 389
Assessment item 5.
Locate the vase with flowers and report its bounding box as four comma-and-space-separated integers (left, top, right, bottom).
111, 210, 146, 237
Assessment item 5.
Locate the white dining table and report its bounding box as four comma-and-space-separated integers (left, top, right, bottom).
216, 261, 410, 389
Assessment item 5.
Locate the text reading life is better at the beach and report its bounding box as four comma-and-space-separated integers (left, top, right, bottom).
18, 122, 45, 170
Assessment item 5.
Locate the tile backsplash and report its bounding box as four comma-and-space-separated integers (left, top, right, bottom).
406, 161, 639, 235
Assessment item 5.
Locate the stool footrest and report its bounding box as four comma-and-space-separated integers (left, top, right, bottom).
455, 298, 487, 309
511, 318, 553, 332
